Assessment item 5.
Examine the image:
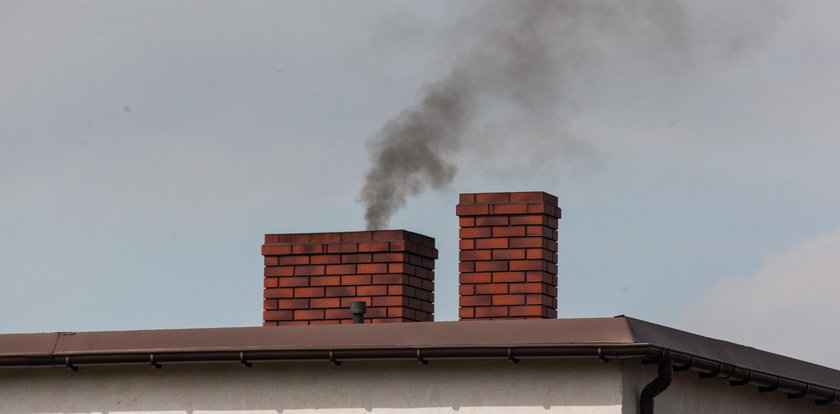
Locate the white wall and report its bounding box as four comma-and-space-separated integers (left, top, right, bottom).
621, 361, 835, 414
0, 359, 624, 414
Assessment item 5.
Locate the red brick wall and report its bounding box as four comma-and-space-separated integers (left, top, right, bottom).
456, 192, 560, 320
262, 230, 436, 325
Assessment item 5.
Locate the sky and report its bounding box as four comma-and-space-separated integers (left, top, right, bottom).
1, 1, 839, 369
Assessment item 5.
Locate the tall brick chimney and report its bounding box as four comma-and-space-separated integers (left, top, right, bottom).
262, 230, 436, 325
456, 192, 560, 320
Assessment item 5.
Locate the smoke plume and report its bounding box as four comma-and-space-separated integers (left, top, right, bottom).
360, 0, 777, 230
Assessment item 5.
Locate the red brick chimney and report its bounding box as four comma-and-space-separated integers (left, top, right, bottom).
456, 192, 560, 320
262, 230, 436, 325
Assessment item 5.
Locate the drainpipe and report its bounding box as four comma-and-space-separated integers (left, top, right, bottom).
640, 358, 673, 414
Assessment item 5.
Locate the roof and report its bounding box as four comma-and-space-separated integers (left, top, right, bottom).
1, 316, 838, 405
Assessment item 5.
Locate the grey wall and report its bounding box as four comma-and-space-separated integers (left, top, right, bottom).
0, 359, 623, 414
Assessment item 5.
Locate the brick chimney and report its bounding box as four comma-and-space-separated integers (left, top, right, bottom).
262, 230, 436, 325
456, 192, 560, 320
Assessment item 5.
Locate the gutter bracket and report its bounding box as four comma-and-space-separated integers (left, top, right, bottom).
815, 391, 837, 406
329, 351, 341, 367
416, 350, 428, 365
787, 384, 809, 399
65, 356, 78, 372
150, 354, 162, 369
507, 348, 519, 364
758, 379, 781, 393
239, 352, 252, 368
730, 372, 752, 386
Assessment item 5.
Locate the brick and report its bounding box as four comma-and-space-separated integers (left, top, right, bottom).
475, 261, 508, 272
264, 299, 278, 309
388, 263, 415, 274
358, 263, 388, 274
526, 271, 554, 284
493, 203, 528, 215
293, 287, 325, 298
475, 192, 510, 203
460, 295, 491, 307
265, 234, 310, 243
264, 278, 278, 288
373, 296, 408, 307
526, 294, 554, 306
388, 307, 410, 318
263, 310, 293, 320
459, 217, 475, 227
459, 239, 475, 250
342, 253, 372, 264
492, 272, 526, 283
275, 320, 309, 326
261, 244, 292, 255
476, 284, 508, 295
326, 286, 356, 296
456, 204, 489, 216
475, 306, 508, 318
460, 249, 491, 261
509, 238, 545, 249
459, 307, 475, 318
310, 276, 341, 286
510, 215, 556, 227
387, 285, 415, 296
492, 249, 526, 260
311, 254, 341, 265
325, 264, 356, 275
526, 226, 554, 239
459, 193, 476, 204
294, 265, 325, 276
372, 274, 407, 284
492, 294, 526, 306
492, 226, 526, 238
527, 203, 550, 215
341, 274, 372, 285
475, 215, 509, 226
327, 243, 358, 253
292, 244, 324, 255
264, 288, 294, 298
509, 260, 544, 271
264, 266, 294, 277
475, 238, 508, 249
341, 231, 372, 242
310, 233, 342, 242
294, 309, 325, 320
277, 256, 310, 266
359, 241, 390, 252
460, 227, 492, 239
310, 297, 342, 308
365, 307, 387, 318
509, 305, 547, 317
276, 298, 309, 309
264, 256, 279, 266
459, 261, 475, 272
526, 249, 554, 261
372, 252, 408, 262
357, 285, 387, 296
262, 321, 277, 327
510, 192, 550, 203
309, 320, 341, 326
277, 276, 309, 287
460, 272, 491, 284
509, 283, 552, 294
371, 230, 406, 240
459, 284, 475, 295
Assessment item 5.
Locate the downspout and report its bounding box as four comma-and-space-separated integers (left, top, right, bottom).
640, 357, 673, 414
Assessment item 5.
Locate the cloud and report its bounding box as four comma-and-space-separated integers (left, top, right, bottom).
679, 227, 840, 369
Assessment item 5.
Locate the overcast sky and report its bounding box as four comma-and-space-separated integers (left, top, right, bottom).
1, 1, 839, 369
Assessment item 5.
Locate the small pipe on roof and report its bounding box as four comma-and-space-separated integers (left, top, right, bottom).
640, 357, 673, 414
350, 301, 366, 324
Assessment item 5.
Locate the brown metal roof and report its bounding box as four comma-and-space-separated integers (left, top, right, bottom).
0, 317, 837, 405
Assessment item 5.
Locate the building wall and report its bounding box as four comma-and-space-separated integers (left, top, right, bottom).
0, 359, 623, 414
621, 361, 834, 413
